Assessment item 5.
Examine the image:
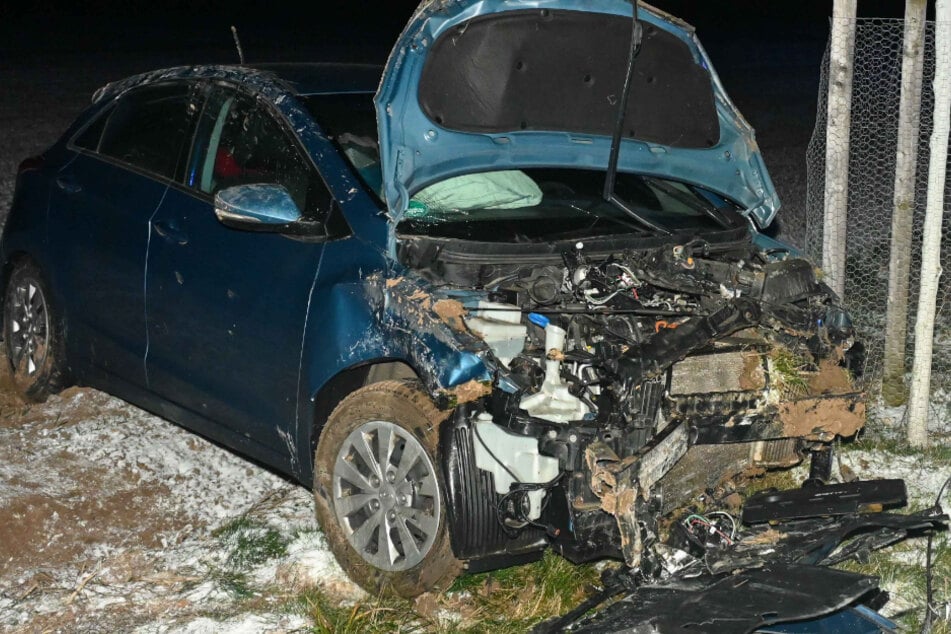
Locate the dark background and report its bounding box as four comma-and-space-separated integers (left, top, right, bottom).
0, 1, 923, 244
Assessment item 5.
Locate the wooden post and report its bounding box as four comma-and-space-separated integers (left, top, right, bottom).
908, 0, 950, 448
823, 0, 857, 299
882, 0, 928, 407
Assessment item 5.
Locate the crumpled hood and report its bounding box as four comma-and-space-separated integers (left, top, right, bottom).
376, 0, 779, 227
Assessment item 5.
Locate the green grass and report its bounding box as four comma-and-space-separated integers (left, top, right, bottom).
768, 347, 811, 397
835, 536, 951, 632
214, 516, 291, 570
282, 550, 603, 633
296, 589, 437, 634
843, 431, 951, 465
190, 516, 293, 600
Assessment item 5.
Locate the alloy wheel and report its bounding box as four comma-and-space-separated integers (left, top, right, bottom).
332, 419, 441, 572
9, 279, 50, 378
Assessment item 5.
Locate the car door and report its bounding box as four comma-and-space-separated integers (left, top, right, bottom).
47, 81, 200, 386
144, 84, 335, 468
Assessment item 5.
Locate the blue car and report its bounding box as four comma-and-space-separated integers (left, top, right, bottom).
2, 0, 867, 605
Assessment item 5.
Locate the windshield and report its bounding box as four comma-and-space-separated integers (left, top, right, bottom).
300, 94, 744, 242
397, 168, 742, 242
300, 93, 384, 199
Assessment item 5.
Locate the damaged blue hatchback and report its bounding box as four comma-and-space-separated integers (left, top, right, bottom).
6, 2, 933, 629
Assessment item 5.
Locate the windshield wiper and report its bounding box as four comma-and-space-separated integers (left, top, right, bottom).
602, 1, 672, 236
641, 176, 736, 229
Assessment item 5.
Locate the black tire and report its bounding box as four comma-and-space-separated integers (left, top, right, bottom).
3, 261, 68, 402
313, 380, 462, 598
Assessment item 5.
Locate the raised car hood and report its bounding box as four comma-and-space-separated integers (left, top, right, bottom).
376, 0, 780, 226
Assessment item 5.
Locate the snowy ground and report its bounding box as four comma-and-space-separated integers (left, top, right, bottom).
0, 378, 364, 633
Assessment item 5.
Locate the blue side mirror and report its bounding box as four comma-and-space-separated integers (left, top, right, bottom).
214, 183, 303, 229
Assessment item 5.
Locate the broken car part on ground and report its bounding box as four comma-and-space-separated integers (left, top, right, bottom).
1, 0, 941, 631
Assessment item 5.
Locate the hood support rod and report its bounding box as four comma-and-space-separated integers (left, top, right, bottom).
601, 2, 671, 235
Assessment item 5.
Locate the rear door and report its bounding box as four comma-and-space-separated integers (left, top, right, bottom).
47, 82, 201, 386
144, 84, 335, 468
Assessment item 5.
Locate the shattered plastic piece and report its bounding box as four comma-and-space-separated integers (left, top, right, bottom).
566, 565, 880, 634
742, 479, 908, 524
543, 500, 946, 633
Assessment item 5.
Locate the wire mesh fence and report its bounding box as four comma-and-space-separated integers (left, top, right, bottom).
806, 17, 950, 431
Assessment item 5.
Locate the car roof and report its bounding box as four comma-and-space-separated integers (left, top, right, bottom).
91, 62, 382, 104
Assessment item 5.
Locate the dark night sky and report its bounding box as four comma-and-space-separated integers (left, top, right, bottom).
0, 0, 929, 248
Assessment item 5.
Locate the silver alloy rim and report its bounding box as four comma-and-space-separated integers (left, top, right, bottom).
332, 420, 441, 571
9, 279, 50, 379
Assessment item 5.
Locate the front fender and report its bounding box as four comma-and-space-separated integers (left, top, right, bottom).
295, 241, 494, 474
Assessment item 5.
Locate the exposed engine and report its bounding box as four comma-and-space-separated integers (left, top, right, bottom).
467, 240, 858, 431
397, 238, 866, 570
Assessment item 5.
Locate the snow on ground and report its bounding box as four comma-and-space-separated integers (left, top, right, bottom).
0, 384, 361, 633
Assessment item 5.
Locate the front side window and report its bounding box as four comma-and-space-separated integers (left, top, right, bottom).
95, 83, 198, 180
195, 88, 330, 219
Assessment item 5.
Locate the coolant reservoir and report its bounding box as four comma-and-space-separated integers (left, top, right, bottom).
519, 323, 590, 423
464, 301, 527, 367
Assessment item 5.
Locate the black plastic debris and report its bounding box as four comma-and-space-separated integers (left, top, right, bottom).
742, 479, 908, 524
536, 480, 947, 634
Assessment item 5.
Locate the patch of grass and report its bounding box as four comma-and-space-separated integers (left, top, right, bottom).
282, 550, 603, 633
205, 568, 256, 600
835, 534, 951, 633
769, 347, 811, 397
195, 516, 293, 600
843, 432, 951, 466
295, 588, 434, 634
445, 550, 604, 632
214, 516, 291, 570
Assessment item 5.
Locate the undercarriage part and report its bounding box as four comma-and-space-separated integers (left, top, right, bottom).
584, 422, 690, 566
559, 565, 883, 634
741, 479, 908, 525
804, 444, 834, 486
707, 506, 947, 574
539, 488, 947, 634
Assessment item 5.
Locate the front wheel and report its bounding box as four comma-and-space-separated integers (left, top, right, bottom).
3, 261, 67, 401
313, 380, 461, 597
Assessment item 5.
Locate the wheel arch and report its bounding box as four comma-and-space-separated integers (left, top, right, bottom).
302, 357, 420, 484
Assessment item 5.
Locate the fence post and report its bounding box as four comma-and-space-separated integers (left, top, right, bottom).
907, 0, 951, 448
882, 0, 928, 407
822, 0, 857, 299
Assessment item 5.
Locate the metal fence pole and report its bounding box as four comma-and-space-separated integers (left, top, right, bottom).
882, 0, 928, 407
822, 0, 857, 299
907, 0, 951, 448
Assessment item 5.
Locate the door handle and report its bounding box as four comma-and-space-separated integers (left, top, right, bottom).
152, 220, 189, 246
55, 174, 82, 195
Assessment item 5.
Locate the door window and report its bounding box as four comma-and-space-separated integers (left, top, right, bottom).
196, 89, 331, 220
95, 83, 199, 180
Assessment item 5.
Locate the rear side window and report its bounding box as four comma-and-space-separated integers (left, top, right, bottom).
95, 83, 197, 180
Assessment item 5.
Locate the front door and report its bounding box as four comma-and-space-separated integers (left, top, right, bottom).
144, 85, 334, 469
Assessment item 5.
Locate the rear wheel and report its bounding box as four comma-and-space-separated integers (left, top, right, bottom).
3, 261, 67, 402
313, 380, 462, 597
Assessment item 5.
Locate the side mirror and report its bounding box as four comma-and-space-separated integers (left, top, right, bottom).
214, 184, 324, 236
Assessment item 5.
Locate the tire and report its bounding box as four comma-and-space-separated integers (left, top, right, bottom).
3, 260, 68, 402
313, 380, 462, 597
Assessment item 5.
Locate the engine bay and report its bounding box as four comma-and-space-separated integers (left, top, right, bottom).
386, 235, 869, 571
